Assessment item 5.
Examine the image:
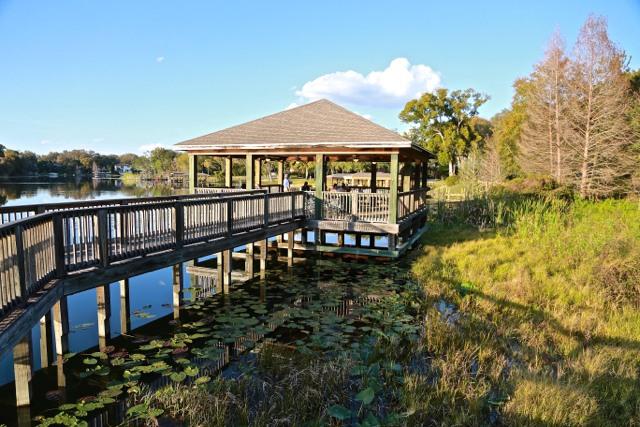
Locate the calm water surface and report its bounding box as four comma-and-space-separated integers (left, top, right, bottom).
0, 178, 398, 426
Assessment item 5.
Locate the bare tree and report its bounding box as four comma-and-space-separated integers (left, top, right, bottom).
479, 139, 503, 184
520, 31, 569, 181
567, 16, 633, 198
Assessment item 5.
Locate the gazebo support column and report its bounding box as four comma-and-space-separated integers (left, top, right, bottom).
388, 153, 399, 224
224, 157, 233, 188
277, 160, 284, 186
371, 162, 377, 193
188, 154, 197, 193
254, 158, 262, 189
245, 154, 254, 190
314, 154, 324, 219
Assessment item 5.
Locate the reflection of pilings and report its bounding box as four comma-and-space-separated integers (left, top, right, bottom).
119, 279, 130, 334
245, 243, 254, 277
96, 285, 111, 350
172, 264, 183, 319
16, 406, 31, 427
13, 333, 32, 407
39, 312, 53, 369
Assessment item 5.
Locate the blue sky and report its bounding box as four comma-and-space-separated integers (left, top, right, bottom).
0, 0, 638, 155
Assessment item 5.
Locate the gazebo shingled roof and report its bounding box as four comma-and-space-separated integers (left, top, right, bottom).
175, 99, 433, 161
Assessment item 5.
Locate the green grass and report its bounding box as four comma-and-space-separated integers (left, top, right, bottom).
409, 198, 640, 425
133, 196, 640, 426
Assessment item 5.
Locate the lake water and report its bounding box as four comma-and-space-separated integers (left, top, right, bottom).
0, 178, 402, 426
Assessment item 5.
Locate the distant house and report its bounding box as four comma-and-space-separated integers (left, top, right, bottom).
115, 164, 132, 174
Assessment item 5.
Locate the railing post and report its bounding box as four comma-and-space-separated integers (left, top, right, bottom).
291, 192, 296, 220
97, 209, 110, 268
14, 225, 27, 300
226, 199, 233, 236
174, 202, 184, 249
351, 192, 359, 220
52, 214, 65, 278
263, 193, 269, 228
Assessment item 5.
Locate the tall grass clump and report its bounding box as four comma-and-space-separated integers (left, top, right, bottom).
413, 194, 640, 425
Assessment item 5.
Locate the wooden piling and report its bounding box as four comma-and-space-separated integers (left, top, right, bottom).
119, 279, 130, 334
13, 334, 32, 407
259, 239, 267, 277
223, 249, 232, 292
96, 285, 111, 350
287, 231, 294, 267
245, 243, 254, 277
172, 264, 182, 319
39, 312, 52, 369
52, 298, 69, 356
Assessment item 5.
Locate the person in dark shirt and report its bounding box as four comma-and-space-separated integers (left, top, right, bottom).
301, 181, 311, 191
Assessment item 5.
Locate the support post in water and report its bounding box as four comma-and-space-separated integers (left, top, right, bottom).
223, 249, 232, 292
13, 333, 32, 407
287, 231, 294, 267
39, 312, 53, 369
119, 279, 130, 334
172, 264, 183, 319
216, 252, 224, 289
259, 239, 267, 277
245, 242, 254, 277
52, 297, 69, 357
96, 285, 111, 350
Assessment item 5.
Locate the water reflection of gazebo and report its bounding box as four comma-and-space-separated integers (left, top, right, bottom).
176, 99, 434, 256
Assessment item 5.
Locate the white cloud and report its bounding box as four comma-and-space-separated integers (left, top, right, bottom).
156, 56, 165, 63
40, 139, 50, 145
138, 143, 166, 153
296, 58, 440, 108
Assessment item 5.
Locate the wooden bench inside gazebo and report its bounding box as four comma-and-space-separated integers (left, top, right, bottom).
176, 99, 433, 257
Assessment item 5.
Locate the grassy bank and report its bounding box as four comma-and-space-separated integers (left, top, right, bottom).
126, 197, 640, 426
410, 198, 640, 425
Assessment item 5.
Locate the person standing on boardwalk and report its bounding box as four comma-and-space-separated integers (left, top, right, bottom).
283, 174, 291, 191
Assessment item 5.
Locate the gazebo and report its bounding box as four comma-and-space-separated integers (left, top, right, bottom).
176, 99, 433, 257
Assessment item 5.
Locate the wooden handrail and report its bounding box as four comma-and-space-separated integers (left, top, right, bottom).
0, 189, 266, 225
0, 191, 306, 316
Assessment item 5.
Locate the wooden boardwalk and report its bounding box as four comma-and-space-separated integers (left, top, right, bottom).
0, 190, 307, 352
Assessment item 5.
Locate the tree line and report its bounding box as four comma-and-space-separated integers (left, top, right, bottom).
0, 145, 191, 178
402, 15, 639, 199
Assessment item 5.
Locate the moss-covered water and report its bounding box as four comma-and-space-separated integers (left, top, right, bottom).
0, 254, 423, 426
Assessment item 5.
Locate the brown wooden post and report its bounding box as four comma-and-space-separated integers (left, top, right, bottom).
172, 264, 182, 319
314, 153, 324, 219
174, 201, 184, 249
216, 252, 224, 288
245, 154, 254, 190
259, 239, 267, 277
224, 157, 233, 188
189, 154, 197, 193
14, 225, 26, 300
13, 334, 32, 407
119, 279, 130, 334
287, 231, 294, 267
96, 285, 111, 350
388, 153, 399, 224
52, 297, 69, 357
253, 158, 262, 188
97, 210, 109, 268
39, 313, 53, 369
223, 249, 232, 291
277, 160, 284, 186
245, 243, 254, 277
370, 162, 377, 193
52, 214, 65, 278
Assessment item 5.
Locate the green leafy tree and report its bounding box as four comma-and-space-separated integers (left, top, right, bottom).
400, 88, 489, 176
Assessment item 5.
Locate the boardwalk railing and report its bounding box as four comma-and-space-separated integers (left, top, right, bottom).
0, 191, 306, 316
0, 190, 265, 225
316, 191, 390, 223
398, 188, 429, 220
